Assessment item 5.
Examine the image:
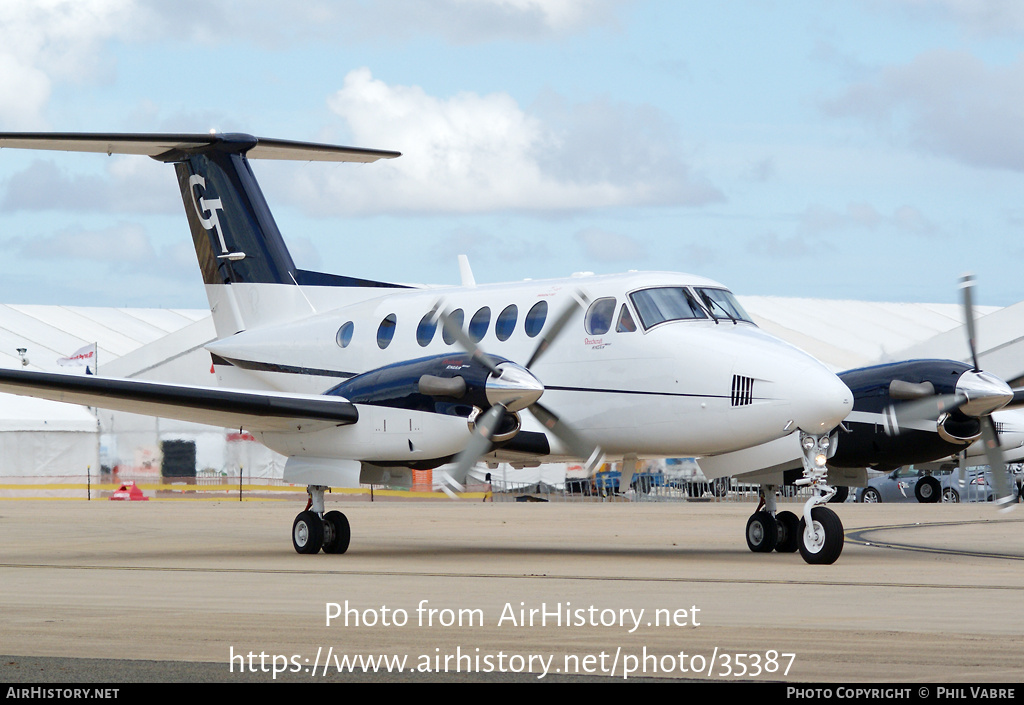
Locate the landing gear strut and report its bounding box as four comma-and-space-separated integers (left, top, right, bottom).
292, 485, 351, 555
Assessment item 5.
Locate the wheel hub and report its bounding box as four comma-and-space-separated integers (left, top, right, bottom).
802, 521, 825, 553
295, 521, 309, 546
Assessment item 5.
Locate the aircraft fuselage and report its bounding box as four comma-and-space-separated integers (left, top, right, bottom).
206, 271, 852, 467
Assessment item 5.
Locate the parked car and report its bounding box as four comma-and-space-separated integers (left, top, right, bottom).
940, 468, 1023, 503
856, 467, 950, 503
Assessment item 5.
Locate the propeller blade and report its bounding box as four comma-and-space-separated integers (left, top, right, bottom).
980, 416, 1015, 509
440, 309, 503, 377
525, 291, 589, 370
450, 404, 506, 480
882, 393, 967, 436
529, 401, 603, 473
960, 273, 981, 371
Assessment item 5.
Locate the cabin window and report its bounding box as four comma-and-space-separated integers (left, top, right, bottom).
416, 311, 437, 347
616, 304, 637, 333
336, 321, 354, 348
376, 314, 397, 349
525, 301, 548, 338
585, 297, 616, 335
629, 287, 708, 329
442, 308, 464, 345
469, 307, 491, 343
495, 304, 517, 341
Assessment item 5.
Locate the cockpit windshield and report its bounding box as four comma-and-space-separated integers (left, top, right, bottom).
629, 286, 753, 330
695, 287, 753, 324
629, 287, 707, 329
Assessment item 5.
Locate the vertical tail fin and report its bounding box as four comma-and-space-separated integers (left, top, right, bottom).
155, 134, 405, 335
163, 135, 299, 289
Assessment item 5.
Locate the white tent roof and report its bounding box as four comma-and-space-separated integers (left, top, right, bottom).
0, 305, 212, 435
738, 296, 999, 373
0, 305, 208, 374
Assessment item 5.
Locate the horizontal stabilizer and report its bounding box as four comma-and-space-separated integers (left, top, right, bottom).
0, 132, 400, 163
0, 368, 358, 433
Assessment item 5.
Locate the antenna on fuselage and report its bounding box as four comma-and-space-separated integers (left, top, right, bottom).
458, 255, 476, 288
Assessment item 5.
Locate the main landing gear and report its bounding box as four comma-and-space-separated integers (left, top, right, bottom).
292, 485, 351, 555
744, 432, 845, 564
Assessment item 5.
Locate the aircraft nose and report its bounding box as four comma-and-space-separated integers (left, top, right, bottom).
786, 362, 853, 434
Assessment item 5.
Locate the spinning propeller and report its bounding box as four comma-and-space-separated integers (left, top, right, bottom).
431, 292, 603, 481
885, 274, 1019, 507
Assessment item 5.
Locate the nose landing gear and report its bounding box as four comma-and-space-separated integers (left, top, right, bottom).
745, 431, 845, 564
793, 432, 844, 564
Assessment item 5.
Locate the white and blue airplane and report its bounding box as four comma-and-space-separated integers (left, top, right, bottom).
0, 132, 853, 563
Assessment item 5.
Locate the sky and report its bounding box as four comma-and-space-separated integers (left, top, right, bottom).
0, 0, 1022, 310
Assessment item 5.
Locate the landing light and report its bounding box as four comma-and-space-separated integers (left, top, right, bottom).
814, 453, 827, 467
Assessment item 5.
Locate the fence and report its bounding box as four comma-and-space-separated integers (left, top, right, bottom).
488, 476, 824, 504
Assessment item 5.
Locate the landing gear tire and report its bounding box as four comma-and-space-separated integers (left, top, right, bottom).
798, 506, 844, 565
915, 476, 940, 503
292, 510, 324, 555
322, 510, 351, 554
775, 510, 800, 553
745, 511, 778, 553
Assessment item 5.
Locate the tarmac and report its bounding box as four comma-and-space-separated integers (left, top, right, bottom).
0, 497, 1022, 684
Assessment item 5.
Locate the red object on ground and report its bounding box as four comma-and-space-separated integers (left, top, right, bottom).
110, 481, 149, 501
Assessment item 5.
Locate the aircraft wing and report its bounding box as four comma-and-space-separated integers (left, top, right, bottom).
0, 368, 358, 433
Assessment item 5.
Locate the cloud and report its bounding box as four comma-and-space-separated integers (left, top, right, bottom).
0, 157, 176, 214
437, 226, 553, 267
889, 0, 1024, 38
822, 50, 1024, 171
0, 0, 626, 128
136, 0, 625, 45
3, 220, 198, 281
746, 232, 818, 260
7, 221, 153, 262
291, 69, 721, 215
573, 227, 646, 262
0, 0, 131, 127
798, 202, 936, 236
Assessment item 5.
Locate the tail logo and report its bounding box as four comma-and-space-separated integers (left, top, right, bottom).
188, 174, 231, 256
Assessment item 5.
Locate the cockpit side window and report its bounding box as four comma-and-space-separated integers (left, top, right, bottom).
628, 287, 708, 330
616, 304, 637, 333
585, 297, 616, 335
